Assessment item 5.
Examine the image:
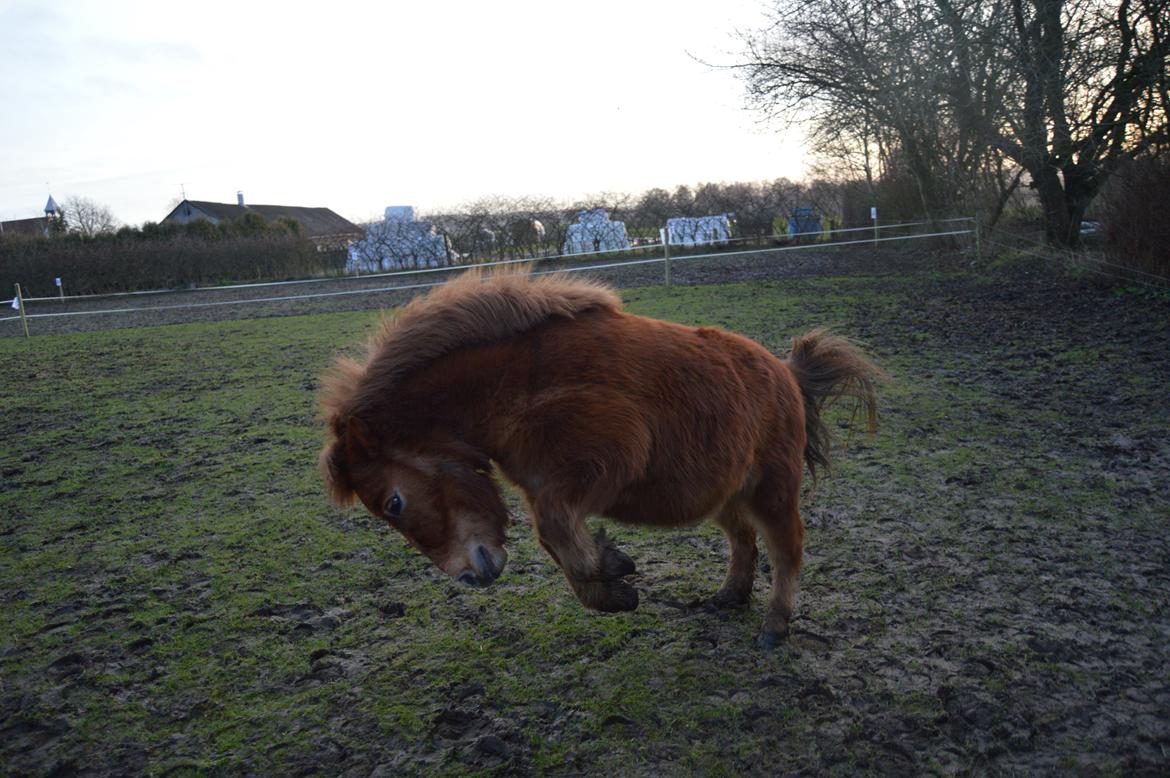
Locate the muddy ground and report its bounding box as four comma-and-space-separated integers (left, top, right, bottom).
1, 241, 1169, 776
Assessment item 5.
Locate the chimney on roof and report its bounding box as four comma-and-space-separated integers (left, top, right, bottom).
237, 191, 245, 207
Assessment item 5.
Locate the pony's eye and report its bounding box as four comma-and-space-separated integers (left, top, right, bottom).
385, 491, 404, 520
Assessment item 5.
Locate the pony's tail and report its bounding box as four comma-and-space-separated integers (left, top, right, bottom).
785, 328, 886, 483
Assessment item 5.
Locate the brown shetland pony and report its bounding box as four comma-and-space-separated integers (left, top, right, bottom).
319, 269, 882, 646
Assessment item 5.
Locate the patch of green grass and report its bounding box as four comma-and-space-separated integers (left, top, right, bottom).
3, 271, 1169, 775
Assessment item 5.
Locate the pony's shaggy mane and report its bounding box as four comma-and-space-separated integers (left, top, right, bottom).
319, 267, 621, 433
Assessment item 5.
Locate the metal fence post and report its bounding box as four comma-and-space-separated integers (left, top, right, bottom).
15, 283, 29, 338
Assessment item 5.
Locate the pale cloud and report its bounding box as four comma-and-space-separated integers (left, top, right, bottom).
0, 0, 804, 225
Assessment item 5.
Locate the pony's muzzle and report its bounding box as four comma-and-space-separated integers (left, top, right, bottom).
458, 544, 507, 587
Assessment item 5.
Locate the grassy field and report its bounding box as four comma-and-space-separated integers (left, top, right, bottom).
2, 268, 1169, 776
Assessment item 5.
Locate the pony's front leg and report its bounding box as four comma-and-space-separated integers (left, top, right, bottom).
532, 502, 638, 612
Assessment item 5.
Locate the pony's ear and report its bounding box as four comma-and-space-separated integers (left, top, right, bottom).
344, 416, 376, 460
438, 436, 491, 475
319, 441, 355, 507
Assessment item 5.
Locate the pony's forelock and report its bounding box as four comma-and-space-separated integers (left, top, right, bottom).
318, 355, 366, 434
318, 441, 356, 507
318, 356, 368, 508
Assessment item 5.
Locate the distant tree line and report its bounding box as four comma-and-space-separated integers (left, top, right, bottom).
424, 178, 860, 263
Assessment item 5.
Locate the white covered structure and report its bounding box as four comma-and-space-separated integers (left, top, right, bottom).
666, 214, 734, 247
347, 206, 453, 272
562, 209, 630, 255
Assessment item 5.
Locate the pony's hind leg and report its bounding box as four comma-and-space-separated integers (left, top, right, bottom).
531, 497, 638, 613
749, 460, 805, 647
709, 499, 758, 609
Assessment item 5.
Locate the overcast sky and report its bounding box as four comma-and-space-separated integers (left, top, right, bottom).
0, 0, 803, 226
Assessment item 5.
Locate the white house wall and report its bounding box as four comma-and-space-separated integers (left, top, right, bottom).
167, 204, 218, 226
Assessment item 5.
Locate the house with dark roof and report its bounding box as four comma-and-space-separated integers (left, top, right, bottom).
0, 196, 62, 238
161, 192, 362, 249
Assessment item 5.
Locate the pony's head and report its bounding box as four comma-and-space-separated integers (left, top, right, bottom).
319, 416, 509, 587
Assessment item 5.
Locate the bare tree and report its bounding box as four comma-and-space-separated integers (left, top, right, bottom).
985, 0, 1170, 244
503, 196, 556, 259
739, 0, 1169, 246
629, 188, 674, 237
62, 196, 120, 237
429, 197, 503, 263
670, 185, 696, 217
738, 0, 1008, 222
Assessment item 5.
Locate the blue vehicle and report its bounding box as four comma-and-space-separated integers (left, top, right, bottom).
788, 207, 822, 239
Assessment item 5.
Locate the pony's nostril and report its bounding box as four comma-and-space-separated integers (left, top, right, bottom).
474, 545, 499, 582
457, 571, 479, 587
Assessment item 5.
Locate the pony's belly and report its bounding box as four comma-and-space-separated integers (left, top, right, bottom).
603, 484, 726, 528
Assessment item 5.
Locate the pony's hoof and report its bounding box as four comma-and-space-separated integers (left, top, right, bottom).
756, 629, 787, 649
595, 529, 636, 579
757, 614, 790, 648
600, 546, 636, 579
596, 579, 639, 613
707, 587, 751, 610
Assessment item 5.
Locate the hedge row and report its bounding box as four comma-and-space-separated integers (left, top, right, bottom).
1, 229, 344, 298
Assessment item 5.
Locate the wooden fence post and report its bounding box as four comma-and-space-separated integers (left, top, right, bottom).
974, 213, 983, 263
662, 227, 671, 287
15, 283, 29, 338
